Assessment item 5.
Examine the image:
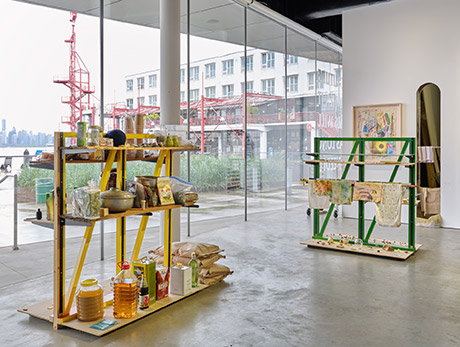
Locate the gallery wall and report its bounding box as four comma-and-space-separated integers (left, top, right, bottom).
342, 0, 460, 228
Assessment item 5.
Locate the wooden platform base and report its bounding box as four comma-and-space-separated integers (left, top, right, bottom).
301, 239, 422, 260
18, 283, 210, 336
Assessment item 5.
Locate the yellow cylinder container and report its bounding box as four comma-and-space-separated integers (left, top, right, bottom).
76, 279, 104, 322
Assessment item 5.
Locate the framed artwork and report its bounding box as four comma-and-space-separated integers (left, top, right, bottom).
353, 103, 402, 160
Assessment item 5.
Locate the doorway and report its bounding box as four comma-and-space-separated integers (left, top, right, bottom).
416, 83, 440, 218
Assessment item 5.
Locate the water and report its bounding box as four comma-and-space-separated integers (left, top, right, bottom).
0, 146, 50, 173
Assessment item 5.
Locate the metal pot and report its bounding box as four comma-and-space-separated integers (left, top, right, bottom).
101, 187, 135, 212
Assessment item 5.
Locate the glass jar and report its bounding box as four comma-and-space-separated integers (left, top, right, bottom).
87, 125, 101, 146
76, 279, 104, 322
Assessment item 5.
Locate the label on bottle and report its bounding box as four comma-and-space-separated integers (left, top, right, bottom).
139, 294, 149, 309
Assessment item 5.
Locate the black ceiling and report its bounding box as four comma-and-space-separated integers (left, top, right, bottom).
258, 0, 392, 44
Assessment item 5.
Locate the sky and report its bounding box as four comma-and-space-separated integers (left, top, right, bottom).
0, 0, 241, 134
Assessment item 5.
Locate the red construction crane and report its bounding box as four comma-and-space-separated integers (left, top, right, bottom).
54, 12, 94, 135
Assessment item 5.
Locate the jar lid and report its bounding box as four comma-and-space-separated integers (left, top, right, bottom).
81, 279, 98, 287
101, 187, 135, 199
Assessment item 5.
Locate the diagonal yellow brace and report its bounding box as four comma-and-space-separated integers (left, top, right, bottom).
63, 222, 95, 315
154, 150, 166, 176
100, 150, 116, 191
130, 215, 150, 266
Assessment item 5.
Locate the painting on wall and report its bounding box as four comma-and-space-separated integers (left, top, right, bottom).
353, 103, 402, 161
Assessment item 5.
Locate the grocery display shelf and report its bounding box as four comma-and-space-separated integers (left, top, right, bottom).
62, 203, 196, 223
18, 280, 210, 337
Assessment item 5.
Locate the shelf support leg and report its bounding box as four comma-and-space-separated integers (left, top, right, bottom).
116, 150, 127, 271
130, 215, 150, 266
154, 150, 166, 176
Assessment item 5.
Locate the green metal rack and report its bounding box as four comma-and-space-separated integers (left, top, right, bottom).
305, 137, 417, 254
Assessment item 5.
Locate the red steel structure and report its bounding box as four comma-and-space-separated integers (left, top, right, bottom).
54, 12, 94, 134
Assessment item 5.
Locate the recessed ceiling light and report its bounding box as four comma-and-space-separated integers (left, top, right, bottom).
207, 19, 219, 24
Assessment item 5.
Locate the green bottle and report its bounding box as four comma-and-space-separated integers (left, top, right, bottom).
189, 252, 199, 288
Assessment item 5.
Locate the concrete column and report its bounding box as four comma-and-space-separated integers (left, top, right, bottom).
218, 133, 223, 158
259, 129, 268, 159
160, 0, 181, 243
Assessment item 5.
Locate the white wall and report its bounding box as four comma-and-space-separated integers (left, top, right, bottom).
342, 0, 460, 228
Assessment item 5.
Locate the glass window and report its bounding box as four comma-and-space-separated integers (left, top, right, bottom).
287, 54, 298, 65
126, 79, 133, 92
222, 84, 234, 98
137, 77, 144, 90
138, 96, 145, 106
126, 98, 133, 109
149, 95, 157, 106
308, 72, 315, 90
190, 89, 200, 101
190, 67, 199, 81
262, 52, 275, 68
205, 63, 216, 78
241, 55, 253, 72
180, 91, 185, 102
262, 78, 275, 95
287, 75, 298, 93
222, 59, 234, 75
149, 74, 157, 88
241, 81, 254, 94
205, 86, 216, 98
180, 69, 185, 83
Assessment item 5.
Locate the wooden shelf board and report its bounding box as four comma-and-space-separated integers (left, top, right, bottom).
301, 239, 422, 260
18, 283, 211, 337
61, 146, 199, 152
62, 203, 196, 222
304, 159, 415, 166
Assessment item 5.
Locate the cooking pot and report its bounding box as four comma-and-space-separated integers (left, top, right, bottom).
101, 187, 135, 212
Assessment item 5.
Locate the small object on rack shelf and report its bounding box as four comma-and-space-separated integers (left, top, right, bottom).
138, 274, 149, 310
105, 129, 126, 147
101, 188, 135, 213
87, 125, 101, 146
76, 279, 104, 322
141, 200, 146, 210
170, 263, 192, 296
36, 208, 42, 220
100, 208, 109, 217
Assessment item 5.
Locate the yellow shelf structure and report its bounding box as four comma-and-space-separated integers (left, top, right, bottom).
20, 132, 200, 332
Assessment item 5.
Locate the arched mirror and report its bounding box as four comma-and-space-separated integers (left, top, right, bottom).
416, 83, 440, 218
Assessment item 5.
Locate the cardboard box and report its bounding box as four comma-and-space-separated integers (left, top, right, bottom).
156, 266, 170, 301
170, 265, 192, 296
133, 259, 156, 301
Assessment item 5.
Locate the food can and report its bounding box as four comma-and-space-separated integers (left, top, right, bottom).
77, 122, 87, 147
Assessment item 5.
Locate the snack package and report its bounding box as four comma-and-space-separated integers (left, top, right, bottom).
72, 180, 101, 219
156, 177, 175, 205
170, 176, 198, 205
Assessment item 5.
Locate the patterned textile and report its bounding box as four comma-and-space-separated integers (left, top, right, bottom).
308, 180, 330, 209
375, 183, 404, 227
330, 180, 353, 205
312, 179, 332, 196
417, 146, 434, 163
352, 182, 383, 202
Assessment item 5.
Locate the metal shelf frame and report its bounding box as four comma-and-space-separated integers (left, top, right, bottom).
308, 137, 417, 253
50, 131, 197, 329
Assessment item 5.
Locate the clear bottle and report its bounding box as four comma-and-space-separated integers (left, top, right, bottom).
189, 252, 199, 288
76, 279, 104, 322
138, 274, 149, 310
87, 125, 101, 146
113, 262, 138, 319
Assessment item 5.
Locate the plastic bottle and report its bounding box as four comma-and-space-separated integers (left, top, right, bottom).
76, 279, 104, 322
138, 274, 149, 310
189, 252, 199, 288
113, 262, 138, 319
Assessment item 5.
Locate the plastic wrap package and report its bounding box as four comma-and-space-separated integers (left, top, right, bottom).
72, 181, 101, 219
170, 176, 198, 205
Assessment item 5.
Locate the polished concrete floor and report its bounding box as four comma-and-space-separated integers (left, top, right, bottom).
1, 205, 460, 346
